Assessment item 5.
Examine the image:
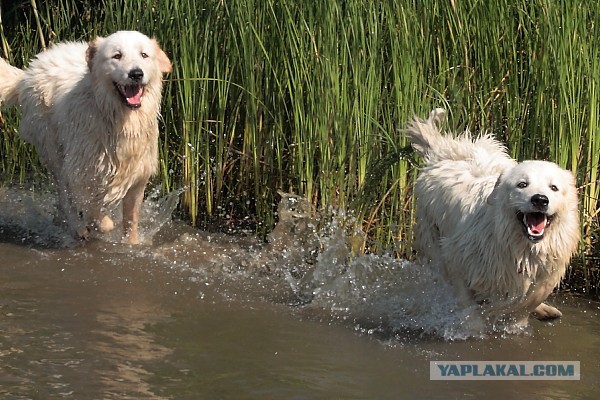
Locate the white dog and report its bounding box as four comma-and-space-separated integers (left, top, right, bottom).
406, 109, 580, 329
0, 31, 172, 244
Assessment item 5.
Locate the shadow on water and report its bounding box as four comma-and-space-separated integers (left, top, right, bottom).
0, 187, 599, 399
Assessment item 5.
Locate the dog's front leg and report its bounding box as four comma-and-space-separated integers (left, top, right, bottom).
57, 181, 89, 240
122, 182, 146, 244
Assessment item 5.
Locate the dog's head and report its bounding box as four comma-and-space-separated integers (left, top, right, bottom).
488, 160, 578, 243
86, 31, 172, 109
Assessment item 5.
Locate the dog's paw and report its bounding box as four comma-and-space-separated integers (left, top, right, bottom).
531, 302, 562, 320
96, 215, 115, 233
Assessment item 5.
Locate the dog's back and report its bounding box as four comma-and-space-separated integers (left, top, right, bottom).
406, 108, 513, 169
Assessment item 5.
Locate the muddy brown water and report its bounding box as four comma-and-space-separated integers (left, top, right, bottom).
0, 189, 599, 399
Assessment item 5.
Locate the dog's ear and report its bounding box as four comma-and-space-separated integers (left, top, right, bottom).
486, 175, 503, 205
86, 36, 104, 71
152, 39, 172, 74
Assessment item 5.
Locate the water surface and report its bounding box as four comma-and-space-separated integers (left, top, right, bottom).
0, 188, 598, 399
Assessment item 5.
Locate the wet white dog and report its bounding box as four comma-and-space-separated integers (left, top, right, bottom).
0, 31, 172, 244
406, 109, 580, 330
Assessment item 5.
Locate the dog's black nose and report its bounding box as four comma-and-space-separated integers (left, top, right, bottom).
531, 194, 549, 209
128, 68, 144, 82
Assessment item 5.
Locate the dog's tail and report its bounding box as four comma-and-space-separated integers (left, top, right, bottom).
406, 108, 498, 163
0, 58, 24, 107
405, 108, 447, 157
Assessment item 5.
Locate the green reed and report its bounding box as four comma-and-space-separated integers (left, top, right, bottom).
1, 0, 599, 290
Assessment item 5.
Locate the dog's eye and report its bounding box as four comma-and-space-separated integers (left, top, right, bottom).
550, 184, 559, 192
112, 53, 122, 60
141, 52, 149, 59
517, 181, 528, 189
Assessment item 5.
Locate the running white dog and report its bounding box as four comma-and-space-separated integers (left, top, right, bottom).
406, 109, 580, 330
0, 31, 172, 244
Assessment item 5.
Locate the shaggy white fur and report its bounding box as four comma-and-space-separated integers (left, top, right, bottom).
406, 109, 580, 329
0, 31, 172, 244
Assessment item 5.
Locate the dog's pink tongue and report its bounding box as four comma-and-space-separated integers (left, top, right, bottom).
526, 213, 547, 234
124, 85, 143, 107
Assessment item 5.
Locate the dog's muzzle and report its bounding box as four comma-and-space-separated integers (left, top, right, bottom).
517, 194, 554, 242
114, 68, 145, 109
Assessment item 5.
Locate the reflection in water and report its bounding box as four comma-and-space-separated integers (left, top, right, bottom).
0, 187, 599, 399
0, 242, 175, 398
93, 304, 172, 399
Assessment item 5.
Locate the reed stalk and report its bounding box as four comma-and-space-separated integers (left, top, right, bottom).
0, 0, 598, 291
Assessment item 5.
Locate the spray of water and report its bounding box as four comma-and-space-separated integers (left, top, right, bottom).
0, 186, 183, 247
0, 187, 78, 247
295, 232, 487, 340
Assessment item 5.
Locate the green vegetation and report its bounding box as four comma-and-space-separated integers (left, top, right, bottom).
1, 0, 598, 292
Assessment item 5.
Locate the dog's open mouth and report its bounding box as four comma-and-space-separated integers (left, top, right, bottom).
114, 83, 144, 109
517, 211, 553, 242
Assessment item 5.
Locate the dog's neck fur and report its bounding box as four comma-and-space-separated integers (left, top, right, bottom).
85, 77, 163, 205
480, 214, 575, 302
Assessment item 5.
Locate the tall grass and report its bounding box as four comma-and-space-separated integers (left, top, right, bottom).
0, 0, 598, 290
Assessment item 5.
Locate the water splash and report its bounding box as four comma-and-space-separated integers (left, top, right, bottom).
99, 186, 185, 244
0, 186, 182, 247
295, 232, 486, 340
0, 187, 78, 247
